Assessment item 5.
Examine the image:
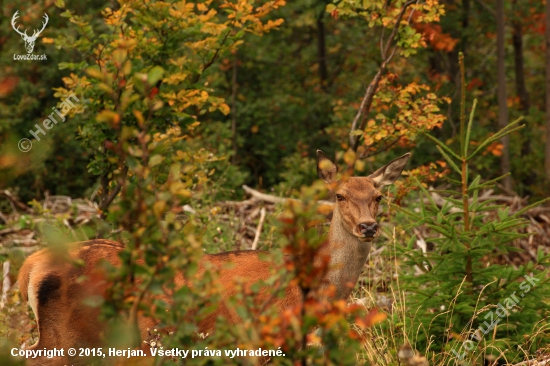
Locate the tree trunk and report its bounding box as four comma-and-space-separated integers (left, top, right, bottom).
512, 24, 530, 110
546, 0, 550, 180
461, 0, 470, 53
512, 0, 533, 192
231, 54, 238, 165
496, 0, 512, 190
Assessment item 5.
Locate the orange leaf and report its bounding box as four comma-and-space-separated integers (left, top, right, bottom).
356, 308, 387, 328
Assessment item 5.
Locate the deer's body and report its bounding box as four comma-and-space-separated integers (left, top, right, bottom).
18, 151, 410, 365
18, 242, 301, 359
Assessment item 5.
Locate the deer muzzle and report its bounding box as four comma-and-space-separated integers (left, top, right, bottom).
358, 222, 378, 238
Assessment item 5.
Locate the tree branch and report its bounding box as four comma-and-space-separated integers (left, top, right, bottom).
358, 137, 400, 159
100, 164, 129, 213
349, 0, 415, 151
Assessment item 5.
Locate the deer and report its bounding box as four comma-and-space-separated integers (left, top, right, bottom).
11, 11, 49, 54
17, 150, 410, 365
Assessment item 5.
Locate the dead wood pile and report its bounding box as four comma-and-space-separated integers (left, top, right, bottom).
1, 186, 549, 266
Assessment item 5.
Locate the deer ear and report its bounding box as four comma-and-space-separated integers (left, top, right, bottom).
316, 150, 338, 184
368, 153, 410, 188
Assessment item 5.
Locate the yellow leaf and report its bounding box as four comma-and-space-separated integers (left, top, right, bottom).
343, 150, 356, 166
318, 160, 333, 171
170, 181, 192, 198
133, 110, 144, 127
317, 203, 334, 216
96, 110, 120, 128
149, 154, 164, 167
153, 200, 166, 218
219, 103, 230, 115
355, 159, 365, 172
113, 49, 127, 65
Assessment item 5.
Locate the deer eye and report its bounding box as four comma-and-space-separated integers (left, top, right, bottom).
376, 195, 383, 203
335, 194, 345, 202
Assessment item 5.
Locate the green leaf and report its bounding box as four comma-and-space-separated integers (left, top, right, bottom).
402, 120, 461, 160
467, 117, 525, 160
436, 145, 461, 175
147, 66, 164, 86
512, 196, 550, 218
149, 154, 164, 167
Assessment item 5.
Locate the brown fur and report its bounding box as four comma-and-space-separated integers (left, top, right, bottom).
19, 242, 300, 365
18, 152, 410, 365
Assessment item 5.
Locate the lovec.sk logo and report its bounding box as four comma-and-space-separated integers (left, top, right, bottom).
11, 10, 48, 61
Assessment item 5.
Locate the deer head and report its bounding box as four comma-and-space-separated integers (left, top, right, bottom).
11, 11, 49, 54
317, 150, 410, 242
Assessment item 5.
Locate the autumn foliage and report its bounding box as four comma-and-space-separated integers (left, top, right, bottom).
1, 0, 550, 365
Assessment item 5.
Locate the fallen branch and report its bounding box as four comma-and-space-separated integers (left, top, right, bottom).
519, 240, 538, 263
242, 185, 287, 204
0, 261, 10, 309
242, 185, 334, 208
0, 228, 19, 236
0, 190, 32, 213
0, 211, 7, 224
43, 195, 72, 214
221, 198, 257, 208
251, 207, 266, 250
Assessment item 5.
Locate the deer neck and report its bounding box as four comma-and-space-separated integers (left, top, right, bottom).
323, 208, 371, 300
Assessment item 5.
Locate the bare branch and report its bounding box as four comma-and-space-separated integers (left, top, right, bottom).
358, 137, 400, 159
99, 165, 129, 212
242, 185, 334, 208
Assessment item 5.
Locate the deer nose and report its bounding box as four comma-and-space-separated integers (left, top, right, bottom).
358, 223, 378, 237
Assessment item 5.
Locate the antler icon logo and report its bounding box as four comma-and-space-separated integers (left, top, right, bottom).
11, 11, 49, 54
